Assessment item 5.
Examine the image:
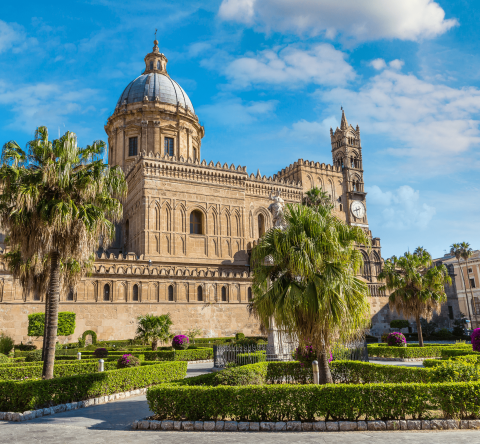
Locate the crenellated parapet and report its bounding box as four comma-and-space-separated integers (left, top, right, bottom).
275, 158, 342, 178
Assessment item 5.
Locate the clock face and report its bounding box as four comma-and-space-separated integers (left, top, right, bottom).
350, 201, 366, 218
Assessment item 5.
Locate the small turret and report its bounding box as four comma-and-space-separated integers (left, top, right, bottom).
143, 40, 168, 75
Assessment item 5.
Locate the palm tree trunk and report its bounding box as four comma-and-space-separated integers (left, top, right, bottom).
416, 314, 424, 347
41, 292, 49, 361
458, 259, 473, 328
318, 351, 333, 384
42, 252, 60, 379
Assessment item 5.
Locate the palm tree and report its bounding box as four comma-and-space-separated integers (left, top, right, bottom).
379, 249, 451, 347
460, 242, 477, 328
450, 243, 473, 327
251, 204, 371, 384
135, 314, 173, 350
303, 186, 334, 212
0, 127, 127, 379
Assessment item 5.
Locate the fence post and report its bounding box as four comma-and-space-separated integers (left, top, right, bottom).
77, 352, 81, 360
98, 359, 104, 372
312, 360, 319, 384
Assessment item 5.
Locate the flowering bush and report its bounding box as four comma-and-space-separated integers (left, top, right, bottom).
471, 328, 480, 352
293, 344, 332, 367
387, 332, 407, 347
381, 334, 389, 343
93, 348, 108, 358
117, 354, 140, 369
172, 335, 189, 350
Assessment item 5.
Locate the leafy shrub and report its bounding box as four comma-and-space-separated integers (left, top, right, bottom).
117, 354, 140, 369
235, 333, 245, 341
81, 330, 97, 345
28, 312, 76, 337
25, 350, 43, 362
437, 328, 454, 340
293, 344, 332, 367
387, 332, 407, 347
214, 364, 266, 386
172, 335, 189, 350
369, 344, 460, 359
430, 361, 480, 383
14, 343, 37, 352
0, 334, 14, 356
441, 348, 477, 359
0, 353, 9, 363
472, 328, 480, 352
381, 334, 388, 343
0, 361, 187, 412
93, 348, 108, 359
390, 320, 409, 329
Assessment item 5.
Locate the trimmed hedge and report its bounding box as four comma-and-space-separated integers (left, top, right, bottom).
28, 312, 76, 337
368, 344, 464, 358
147, 381, 480, 421
0, 361, 187, 412
441, 348, 478, 359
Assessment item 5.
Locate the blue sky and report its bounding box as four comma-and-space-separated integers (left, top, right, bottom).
0, 0, 479, 259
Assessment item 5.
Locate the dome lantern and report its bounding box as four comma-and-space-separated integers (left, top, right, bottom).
144, 40, 168, 75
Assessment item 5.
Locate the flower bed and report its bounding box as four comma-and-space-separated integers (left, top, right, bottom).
0, 361, 187, 412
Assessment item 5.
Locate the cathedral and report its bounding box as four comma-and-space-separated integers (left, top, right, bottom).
0, 41, 390, 344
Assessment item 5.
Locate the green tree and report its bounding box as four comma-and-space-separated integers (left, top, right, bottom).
0, 127, 127, 378
379, 249, 451, 347
450, 243, 474, 326
136, 314, 173, 350
303, 186, 334, 212
251, 204, 371, 384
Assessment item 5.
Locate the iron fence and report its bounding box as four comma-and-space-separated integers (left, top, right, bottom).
213, 339, 369, 368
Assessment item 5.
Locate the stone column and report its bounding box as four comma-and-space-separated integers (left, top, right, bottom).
118, 125, 125, 169
141, 121, 148, 153
154, 121, 161, 155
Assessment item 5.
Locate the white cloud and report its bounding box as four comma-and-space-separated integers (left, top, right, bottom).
0, 79, 101, 134
223, 44, 355, 88
317, 67, 480, 172
366, 185, 436, 230
0, 20, 36, 53
370, 59, 387, 70
218, 0, 457, 42
389, 59, 404, 70
197, 97, 277, 126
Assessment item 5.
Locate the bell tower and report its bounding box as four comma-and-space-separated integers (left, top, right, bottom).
330, 109, 368, 228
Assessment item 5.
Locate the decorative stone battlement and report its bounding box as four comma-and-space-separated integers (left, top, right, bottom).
275, 158, 342, 178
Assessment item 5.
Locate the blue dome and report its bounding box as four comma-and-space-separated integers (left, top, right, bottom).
116, 73, 194, 113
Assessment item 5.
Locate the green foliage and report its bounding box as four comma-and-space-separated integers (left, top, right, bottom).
420, 318, 438, 337
213, 365, 266, 386
186, 329, 202, 342
381, 334, 388, 343
437, 328, 454, 339
235, 333, 245, 341
379, 249, 451, 346
147, 380, 480, 421
0, 353, 9, 363
390, 320, 409, 329
136, 314, 173, 349
441, 348, 479, 359
0, 361, 187, 412
251, 203, 370, 383
14, 343, 36, 351
430, 361, 480, 383
368, 343, 471, 359
25, 350, 43, 362
93, 348, 108, 359
117, 354, 140, 369
81, 330, 97, 345
303, 186, 334, 212
0, 333, 14, 355
28, 312, 76, 337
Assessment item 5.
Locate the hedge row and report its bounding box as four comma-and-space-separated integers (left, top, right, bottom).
0, 360, 122, 381
367, 344, 471, 358
147, 381, 480, 421
0, 358, 117, 369
376, 343, 469, 348
71, 348, 213, 362
0, 361, 187, 412
441, 349, 479, 359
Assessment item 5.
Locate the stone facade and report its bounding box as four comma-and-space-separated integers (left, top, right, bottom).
0, 42, 390, 344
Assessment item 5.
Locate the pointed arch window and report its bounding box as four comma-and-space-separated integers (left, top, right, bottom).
221, 286, 227, 302
197, 286, 203, 302
190, 210, 203, 234
258, 214, 265, 237
168, 285, 174, 301
103, 284, 110, 301
133, 284, 139, 301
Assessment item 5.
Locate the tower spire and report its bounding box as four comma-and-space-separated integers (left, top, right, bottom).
340, 107, 348, 130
